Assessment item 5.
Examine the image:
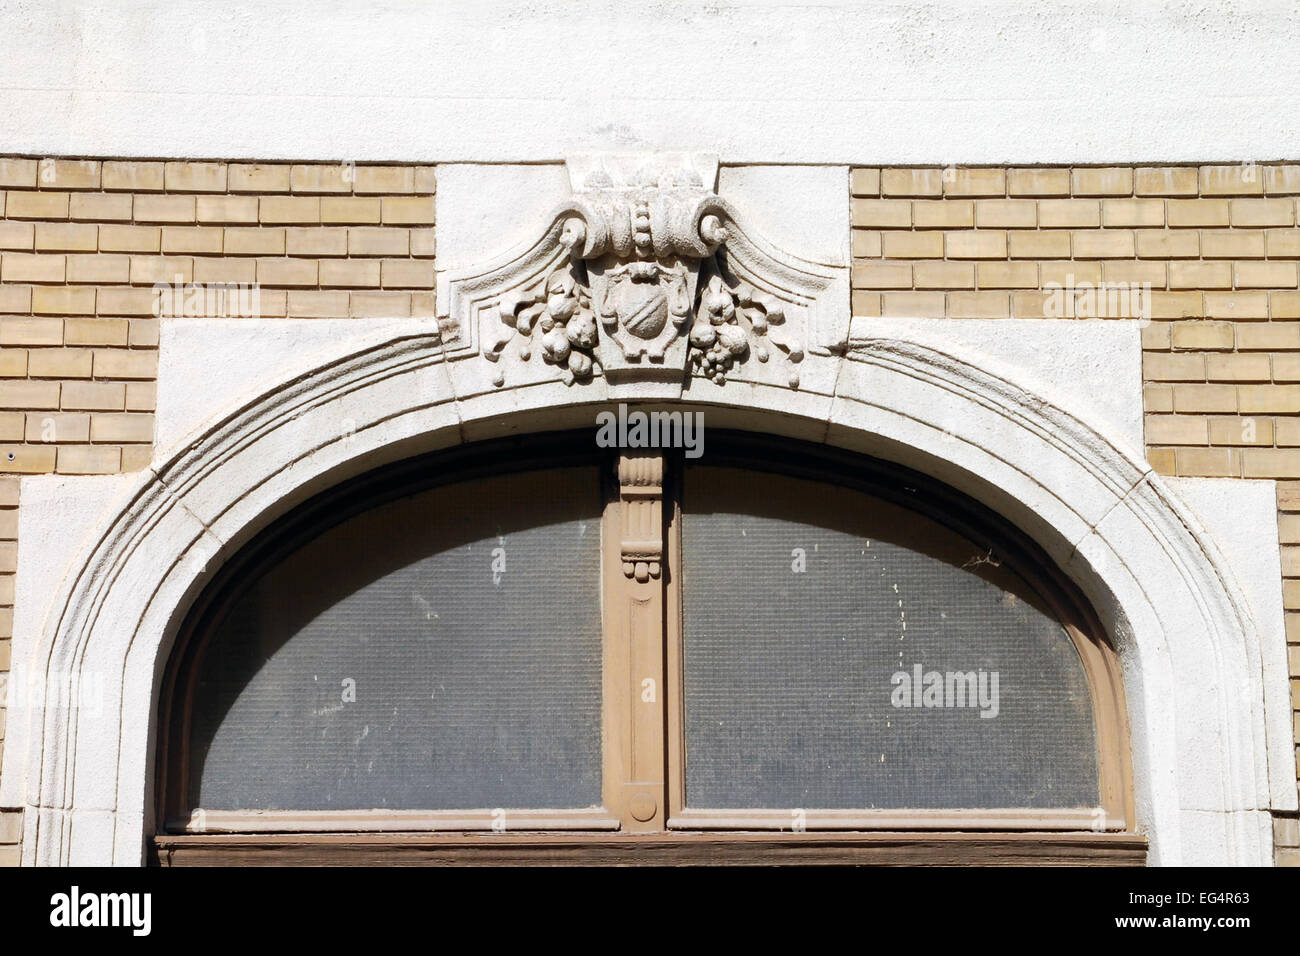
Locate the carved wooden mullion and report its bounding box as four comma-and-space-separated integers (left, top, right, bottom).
617, 452, 664, 582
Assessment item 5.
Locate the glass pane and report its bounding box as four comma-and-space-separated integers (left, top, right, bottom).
681, 466, 1098, 810
188, 467, 603, 811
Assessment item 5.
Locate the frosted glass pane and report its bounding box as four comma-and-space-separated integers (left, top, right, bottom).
681, 467, 1098, 810
189, 467, 603, 811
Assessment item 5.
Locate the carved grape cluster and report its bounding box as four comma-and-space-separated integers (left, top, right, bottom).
496, 265, 599, 385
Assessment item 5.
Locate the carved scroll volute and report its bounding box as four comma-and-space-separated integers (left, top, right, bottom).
617, 453, 664, 582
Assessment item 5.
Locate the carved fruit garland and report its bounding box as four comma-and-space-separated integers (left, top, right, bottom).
494, 260, 599, 387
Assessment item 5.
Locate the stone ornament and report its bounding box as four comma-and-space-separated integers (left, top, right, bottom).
441, 153, 843, 389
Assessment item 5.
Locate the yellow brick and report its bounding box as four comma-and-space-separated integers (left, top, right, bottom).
1277, 420, 1300, 446
1169, 383, 1228, 413
881, 292, 946, 317
1012, 290, 1073, 318
1243, 449, 1300, 478
160, 226, 223, 255
0, 286, 31, 312
1240, 385, 1300, 413
56, 444, 121, 475
291, 164, 354, 194
881, 232, 944, 258
64, 318, 128, 347
34, 222, 97, 252
0, 158, 38, 188
1266, 229, 1300, 258
1145, 415, 1208, 445
125, 382, 156, 412
380, 259, 435, 289
257, 258, 318, 287
946, 232, 1006, 259
285, 227, 348, 257
1072, 230, 1135, 258
319, 259, 380, 288
321, 197, 381, 225
947, 291, 1008, 318
1102, 260, 1165, 286
195, 196, 258, 224
975, 200, 1036, 228
27, 348, 93, 379
1236, 261, 1298, 289
98, 224, 161, 253
850, 168, 880, 197
882, 168, 943, 197
1101, 199, 1164, 228
1272, 354, 1300, 381
1200, 230, 1265, 259
349, 292, 411, 317
1, 253, 64, 283
1200, 164, 1265, 196
1265, 165, 1300, 196
1170, 320, 1233, 350
1167, 199, 1229, 227
1176, 447, 1239, 477
1007, 168, 1070, 197
851, 261, 912, 289
1147, 447, 1177, 474
164, 162, 227, 192
39, 159, 100, 190
0, 221, 34, 251
1205, 291, 1269, 319
1231, 198, 1295, 228
60, 382, 123, 411
851, 230, 882, 257
0, 379, 60, 408
129, 318, 159, 348
5, 191, 69, 219
133, 195, 195, 224
92, 350, 157, 380
130, 256, 193, 285
89, 413, 154, 443
1206, 353, 1271, 382
1236, 323, 1300, 350
1071, 167, 1132, 196
101, 161, 164, 192
411, 228, 435, 258
913, 261, 975, 289
1040, 260, 1101, 287
1273, 292, 1300, 318
1134, 166, 1199, 197
1144, 352, 1205, 381
32, 287, 94, 315
1007, 230, 1071, 259
25, 412, 90, 443
1169, 261, 1232, 289
223, 227, 284, 256
1141, 321, 1171, 349
380, 197, 435, 225
976, 261, 1037, 289
260, 196, 321, 224
943, 168, 1005, 197
0, 350, 27, 377
353, 166, 416, 195
0, 445, 56, 473
193, 258, 256, 285
286, 291, 349, 318
228, 163, 291, 193
69, 193, 133, 221
1209, 416, 1273, 446
94, 288, 159, 316
120, 444, 151, 471
1149, 291, 1196, 317
1037, 199, 1100, 228
911, 200, 972, 229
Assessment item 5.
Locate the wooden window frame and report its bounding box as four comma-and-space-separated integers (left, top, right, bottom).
153, 430, 1143, 865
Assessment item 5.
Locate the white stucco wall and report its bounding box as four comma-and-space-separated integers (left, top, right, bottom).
0, 0, 1297, 163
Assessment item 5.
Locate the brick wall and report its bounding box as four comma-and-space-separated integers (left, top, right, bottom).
851, 163, 1300, 864
0, 158, 436, 864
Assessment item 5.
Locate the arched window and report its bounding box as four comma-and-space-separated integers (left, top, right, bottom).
155, 431, 1139, 864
